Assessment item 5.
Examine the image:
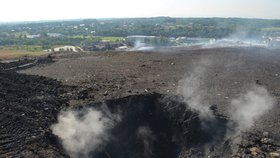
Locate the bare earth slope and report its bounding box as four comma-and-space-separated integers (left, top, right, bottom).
19, 47, 280, 156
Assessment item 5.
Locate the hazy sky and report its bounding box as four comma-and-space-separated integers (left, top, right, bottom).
0, 0, 279, 22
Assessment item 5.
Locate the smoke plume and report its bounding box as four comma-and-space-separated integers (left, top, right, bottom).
178, 58, 276, 155
224, 85, 276, 154
178, 58, 275, 130
229, 85, 275, 132
129, 40, 155, 51
51, 105, 120, 158
177, 58, 213, 118
137, 126, 156, 158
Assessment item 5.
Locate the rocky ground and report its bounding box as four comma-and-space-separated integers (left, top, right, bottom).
1, 47, 280, 157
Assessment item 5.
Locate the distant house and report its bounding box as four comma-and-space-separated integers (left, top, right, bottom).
47, 33, 62, 37
26, 34, 40, 39
116, 46, 128, 51
126, 35, 156, 43
82, 41, 126, 51
268, 39, 280, 48
47, 46, 83, 52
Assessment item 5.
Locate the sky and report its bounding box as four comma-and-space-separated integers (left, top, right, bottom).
0, 0, 279, 22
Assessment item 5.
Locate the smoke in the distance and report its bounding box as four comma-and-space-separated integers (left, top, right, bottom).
229, 85, 275, 132
128, 40, 155, 51
51, 106, 120, 158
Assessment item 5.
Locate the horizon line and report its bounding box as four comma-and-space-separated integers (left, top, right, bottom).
1, 16, 280, 25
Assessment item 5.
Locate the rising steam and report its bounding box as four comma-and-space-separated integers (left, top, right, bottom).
229, 85, 275, 132
51, 106, 120, 158
178, 58, 276, 153
177, 59, 213, 118
129, 40, 155, 51
178, 58, 275, 129
225, 85, 276, 154
137, 126, 156, 158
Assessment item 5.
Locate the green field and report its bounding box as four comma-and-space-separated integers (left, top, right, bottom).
100, 36, 124, 42
262, 27, 280, 31
0, 45, 48, 59
0, 45, 44, 52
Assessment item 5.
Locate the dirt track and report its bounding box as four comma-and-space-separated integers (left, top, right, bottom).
3, 46, 280, 157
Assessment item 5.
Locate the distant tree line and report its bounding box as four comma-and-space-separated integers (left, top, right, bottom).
0, 17, 280, 47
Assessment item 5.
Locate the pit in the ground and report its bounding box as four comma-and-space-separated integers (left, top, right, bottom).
75, 93, 228, 158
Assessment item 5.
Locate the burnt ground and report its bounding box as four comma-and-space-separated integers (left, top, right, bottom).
21, 47, 280, 131
1, 46, 280, 157
0, 71, 69, 157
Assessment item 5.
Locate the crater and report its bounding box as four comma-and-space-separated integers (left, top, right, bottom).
70, 93, 229, 158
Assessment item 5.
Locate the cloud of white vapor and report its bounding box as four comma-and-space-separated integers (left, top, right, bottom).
51, 106, 120, 158
137, 126, 156, 158
128, 40, 155, 51
224, 85, 276, 154
177, 57, 276, 157
229, 85, 275, 132
177, 59, 213, 118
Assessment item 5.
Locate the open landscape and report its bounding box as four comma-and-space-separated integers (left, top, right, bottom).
1, 45, 280, 157
1, 1, 280, 157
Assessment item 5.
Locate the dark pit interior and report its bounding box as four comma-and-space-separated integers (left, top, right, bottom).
76, 93, 228, 158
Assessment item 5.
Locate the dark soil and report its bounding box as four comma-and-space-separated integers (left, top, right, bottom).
70, 93, 229, 158
0, 55, 54, 71
1, 47, 280, 157
0, 70, 69, 157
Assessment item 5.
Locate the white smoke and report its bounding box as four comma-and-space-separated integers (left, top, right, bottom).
178, 58, 276, 154
229, 85, 275, 132
137, 126, 156, 158
128, 40, 155, 51
224, 85, 276, 154
51, 106, 120, 158
178, 58, 275, 128
177, 59, 213, 118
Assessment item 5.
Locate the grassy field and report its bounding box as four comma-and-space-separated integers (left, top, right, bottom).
0, 50, 49, 59
0, 45, 49, 59
262, 27, 280, 31
71, 36, 124, 42
0, 45, 45, 52
101, 36, 124, 42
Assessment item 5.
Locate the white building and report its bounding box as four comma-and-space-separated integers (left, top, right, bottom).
126, 35, 156, 43
26, 34, 40, 38
47, 46, 83, 52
